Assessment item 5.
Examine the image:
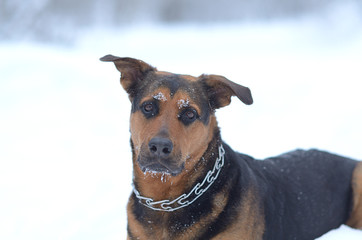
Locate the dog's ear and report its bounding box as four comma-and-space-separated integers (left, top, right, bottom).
202, 74, 253, 109
100, 55, 156, 98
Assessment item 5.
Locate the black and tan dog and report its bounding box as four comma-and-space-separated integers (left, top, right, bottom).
101, 55, 362, 240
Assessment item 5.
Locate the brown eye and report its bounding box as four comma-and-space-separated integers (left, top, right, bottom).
141, 102, 158, 118
185, 110, 195, 119
179, 108, 198, 125
144, 103, 153, 112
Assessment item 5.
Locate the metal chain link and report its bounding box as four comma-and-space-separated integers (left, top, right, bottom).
132, 144, 225, 212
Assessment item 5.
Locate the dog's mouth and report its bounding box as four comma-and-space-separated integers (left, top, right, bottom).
141, 163, 172, 174
138, 158, 184, 176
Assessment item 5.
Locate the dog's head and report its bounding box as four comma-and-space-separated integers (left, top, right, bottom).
101, 55, 253, 177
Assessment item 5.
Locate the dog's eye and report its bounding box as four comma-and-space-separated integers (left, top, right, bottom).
179, 108, 198, 125
143, 103, 153, 112
141, 102, 158, 118
185, 110, 195, 119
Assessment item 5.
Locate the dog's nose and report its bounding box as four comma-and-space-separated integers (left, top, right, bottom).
148, 137, 173, 157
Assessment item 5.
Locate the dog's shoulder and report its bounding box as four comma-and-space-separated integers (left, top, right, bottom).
237, 148, 358, 239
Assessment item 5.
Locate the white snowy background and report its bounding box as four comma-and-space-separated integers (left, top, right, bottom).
1, 0, 362, 239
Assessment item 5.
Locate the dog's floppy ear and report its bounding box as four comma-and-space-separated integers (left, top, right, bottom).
202, 74, 253, 109
100, 55, 156, 98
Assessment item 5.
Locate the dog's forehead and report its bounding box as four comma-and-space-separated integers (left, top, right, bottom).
137, 71, 206, 101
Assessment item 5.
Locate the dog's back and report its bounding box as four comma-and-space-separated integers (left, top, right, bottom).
244, 149, 358, 239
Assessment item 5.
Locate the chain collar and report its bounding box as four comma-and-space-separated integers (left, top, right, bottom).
132, 144, 225, 212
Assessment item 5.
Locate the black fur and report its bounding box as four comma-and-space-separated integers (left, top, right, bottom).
100, 55, 360, 239
130, 131, 227, 238
255, 150, 356, 239
131, 129, 358, 239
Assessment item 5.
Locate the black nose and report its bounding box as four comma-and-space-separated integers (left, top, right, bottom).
148, 137, 173, 157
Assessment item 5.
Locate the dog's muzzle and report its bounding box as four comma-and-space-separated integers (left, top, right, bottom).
137, 137, 183, 175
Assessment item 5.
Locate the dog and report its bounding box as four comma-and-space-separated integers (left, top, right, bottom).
100, 55, 362, 240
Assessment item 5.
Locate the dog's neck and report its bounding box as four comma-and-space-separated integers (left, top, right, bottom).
131, 130, 223, 208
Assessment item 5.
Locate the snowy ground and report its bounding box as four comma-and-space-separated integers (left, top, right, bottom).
1, 17, 362, 240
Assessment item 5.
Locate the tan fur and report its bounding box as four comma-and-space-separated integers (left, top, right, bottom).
101, 55, 262, 239
130, 88, 216, 201
127, 187, 265, 240
346, 162, 362, 229
127, 200, 149, 239
172, 190, 229, 240
126, 80, 264, 239
128, 185, 264, 240
127, 191, 226, 240
211, 188, 265, 240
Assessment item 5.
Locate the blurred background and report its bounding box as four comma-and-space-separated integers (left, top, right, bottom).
0, 0, 361, 44
1, 0, 362, 44
1, 0, 362, 239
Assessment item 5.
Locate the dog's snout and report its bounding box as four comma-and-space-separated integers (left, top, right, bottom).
148, 137, 173, 157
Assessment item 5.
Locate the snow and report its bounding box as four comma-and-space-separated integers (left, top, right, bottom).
1, 16, 362, 240
177, 99, 190, 109
153, 92, 168, 101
